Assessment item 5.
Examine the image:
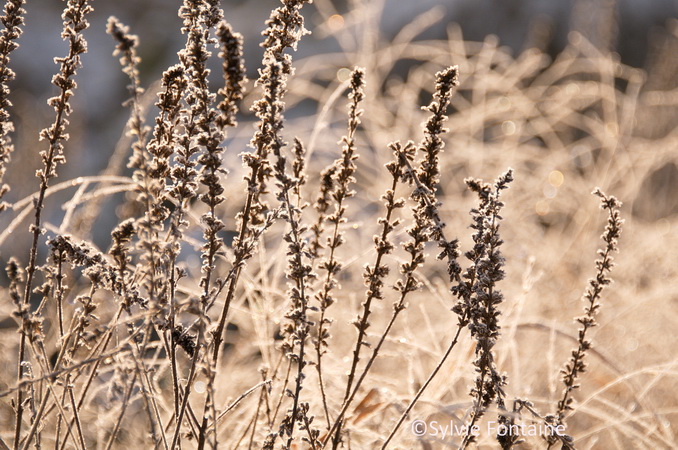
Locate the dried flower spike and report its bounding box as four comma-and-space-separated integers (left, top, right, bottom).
458, 169, 513, 449
0, 0, 25, 212
14, 1, 92, 446
551, 189, 623, 440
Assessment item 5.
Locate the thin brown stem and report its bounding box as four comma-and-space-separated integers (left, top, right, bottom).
381, 315, 467, 448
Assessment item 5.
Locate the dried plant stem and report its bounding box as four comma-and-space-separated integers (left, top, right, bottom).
328, 282, 416, 449
170, 330, 203, 450
315, 67, 365, 428
208, 7, 313, 446
54, 254, 65, 337
512, 400, 574, 449
17, 394, 49, 450
246, 384, 267, 449
163, 384, 202, 433
549, 189, 623, 447
67, 386, 86, 450
382, 324, 465, 448
21, 338, 82, 450
271, 356, 293, 427
380, 144, 464, 448
167, 273, 181, 428
0, 0, 26, 212
14, 1, 91, 446
325, 142, 411, 448
260, 106, 317, 447
458, 171, 513, 450
105, 370, 139, 450
341, 143, 407, 403
129, 340, 169, 449
281, 190, 314, 449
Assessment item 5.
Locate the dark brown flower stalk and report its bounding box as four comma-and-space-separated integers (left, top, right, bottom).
459, 170, 513, 450
108, 14, 148, 179
314, 67, 365, 427
162, 66, 198, 438
166, 63, 196, 228
416, 66, 459, 194
143, 72, 187, 244
143, 63, 193, 439
266, 129, 319, 448
331, 68, 459, 447
549, 189, 623, 446
168, 2, 208, 235
6, 258, 23, 313
215, 21, 246, 129
7, 257, 26, 405
147, 66, 188, 238
175, 0, 228, 315
0, 0, 25, 212
176, 0, 221, 226
263, 45, 322, 450
309, 165, 336, 259
380, 154, 463, 449
342, 142, 410, 397
173, 2, 232, 448
291, 137, 306, 204
107, 16, 172, 317
210, 5, 312, 441
107, 17, 141, 98
107, 18, 158, 243
14, 1, 91, 446
39, 236, 119, 448
324, 141, 411, 448
247, 0, 312, 226
408, 66, 460, 283
107, 21, 174, 445
47, 240, 67, 339
169, 16, 214, 437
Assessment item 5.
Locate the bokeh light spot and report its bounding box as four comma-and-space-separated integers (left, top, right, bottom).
337, 67, 351, 82
548, 170, 564, 187
327, 14, 345, 31
543, 185, 557, 199
501, 120, 516, 135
